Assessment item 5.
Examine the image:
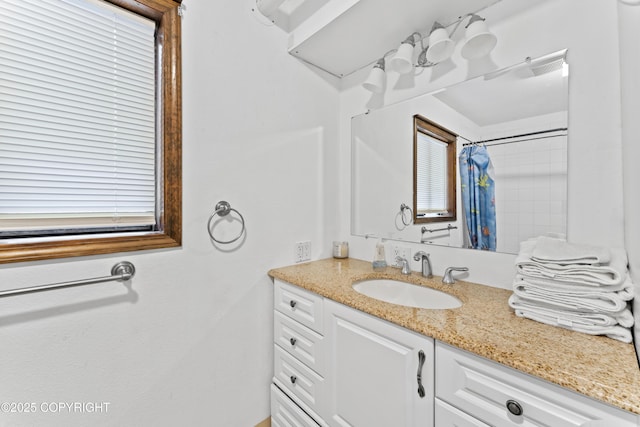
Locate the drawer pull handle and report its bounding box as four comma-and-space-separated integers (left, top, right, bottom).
506, 399, 523, 416
290, 375, 297, 384
417, 350, 426, 398
289, 337, 297, 346
289, 300, 297, 308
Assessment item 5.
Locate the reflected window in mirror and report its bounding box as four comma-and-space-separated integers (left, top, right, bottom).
413, 115, 457, 223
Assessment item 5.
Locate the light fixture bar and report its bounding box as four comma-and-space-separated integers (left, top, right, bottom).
361, 1, 503, 94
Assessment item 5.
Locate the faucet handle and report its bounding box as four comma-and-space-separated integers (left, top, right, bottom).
443, 267, 469, 284
396, 256, 411, 275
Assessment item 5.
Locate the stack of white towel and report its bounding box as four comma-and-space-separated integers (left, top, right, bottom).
508, 236, 635, 343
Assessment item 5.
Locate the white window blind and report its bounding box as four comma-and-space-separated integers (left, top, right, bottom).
0, 0, 157, 236
416, 132, 447, 214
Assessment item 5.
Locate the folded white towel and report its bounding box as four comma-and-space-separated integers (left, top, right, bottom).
530, 236, 611, 265
515, 239, 628, 286
509, 296, 633, 343
514, 273, 632, 293
508, 294, 634, 327
512, 275, 634, 314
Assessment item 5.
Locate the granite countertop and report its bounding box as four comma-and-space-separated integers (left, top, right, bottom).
268, 257, 640, 415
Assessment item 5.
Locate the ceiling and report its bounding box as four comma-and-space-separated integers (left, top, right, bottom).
433, 52, 569, 127
254, 0, 331, 32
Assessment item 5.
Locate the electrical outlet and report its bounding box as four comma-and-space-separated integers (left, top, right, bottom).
302, 241, 311, 261
295, 241, 311, 263
295, 242, 304, 263
391, 245, 411, 267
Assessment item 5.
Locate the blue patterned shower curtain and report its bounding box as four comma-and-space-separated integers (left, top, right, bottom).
459, 145, 496, 251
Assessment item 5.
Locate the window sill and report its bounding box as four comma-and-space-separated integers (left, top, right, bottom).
0, 232, 180, 264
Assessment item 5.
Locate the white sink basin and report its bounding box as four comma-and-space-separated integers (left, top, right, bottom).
352, 279, 462, 309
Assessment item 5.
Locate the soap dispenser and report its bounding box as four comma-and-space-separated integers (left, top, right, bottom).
372, 240, 387, 269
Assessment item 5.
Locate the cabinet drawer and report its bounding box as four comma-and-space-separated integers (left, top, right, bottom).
436, 343, 637, 427
435, 398, 490, 427
275, 280, 323, 333
275, 310, 325, 375
274, 345, 325, 413
271, 384, 320, 427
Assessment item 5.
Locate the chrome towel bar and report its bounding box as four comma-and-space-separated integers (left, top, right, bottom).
0, 261, 135, 298
421, 224, 457, 233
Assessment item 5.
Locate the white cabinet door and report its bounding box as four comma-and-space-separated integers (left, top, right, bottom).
324, 299, 434, 427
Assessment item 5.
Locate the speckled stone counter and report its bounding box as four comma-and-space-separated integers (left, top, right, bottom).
268, 257, 640, 415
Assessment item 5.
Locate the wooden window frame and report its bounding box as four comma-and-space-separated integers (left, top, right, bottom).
0, 0, 182, 264
413, 115, 457, 224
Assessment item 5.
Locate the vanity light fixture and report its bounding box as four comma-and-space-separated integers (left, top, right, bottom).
425, 22, 456, 63
389, 33, 419, 74
389, 22, 455, 74
362, 57, 387, 93
363, 13, 498, 92
460, 14, 498, 59
362, 50, 397, 93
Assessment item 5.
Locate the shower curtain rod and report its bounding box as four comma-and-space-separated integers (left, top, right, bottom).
462, 127, 568, 147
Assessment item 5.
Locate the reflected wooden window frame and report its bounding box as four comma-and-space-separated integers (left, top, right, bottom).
413, 115, 457, 224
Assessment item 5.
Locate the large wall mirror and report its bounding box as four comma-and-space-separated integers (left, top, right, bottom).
351, 49, 569, 254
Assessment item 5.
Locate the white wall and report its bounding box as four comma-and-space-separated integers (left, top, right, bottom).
0, 2, 340, 426
339, 0, 625, 289
617, 0, 640, 361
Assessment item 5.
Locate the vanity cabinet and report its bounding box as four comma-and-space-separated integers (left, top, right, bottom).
435, 342, 638, 427
272, 279, 327, 427
272, 279, 638, 427
324, 298, 434, 427
272, 279, 434, 427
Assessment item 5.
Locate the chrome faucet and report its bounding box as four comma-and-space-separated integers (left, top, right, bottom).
395, 256, 411, 275
442, 267, 469, 284
413, 251, 432, 278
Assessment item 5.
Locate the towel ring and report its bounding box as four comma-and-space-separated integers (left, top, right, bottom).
207, 201, 246, 244
400, 203, 413, 226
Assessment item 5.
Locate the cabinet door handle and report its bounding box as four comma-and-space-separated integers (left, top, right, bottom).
289, 300, 297, 308
289, 337, 297, 346
417, 350, 426, 398
290, 375, 297, 384
506, 399, 523, 416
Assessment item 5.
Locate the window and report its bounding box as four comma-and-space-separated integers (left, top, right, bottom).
413, 115, 456, 223
0, 0, 182, 263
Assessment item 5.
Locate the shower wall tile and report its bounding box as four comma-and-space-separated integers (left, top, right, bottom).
489, 135, 568, 253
